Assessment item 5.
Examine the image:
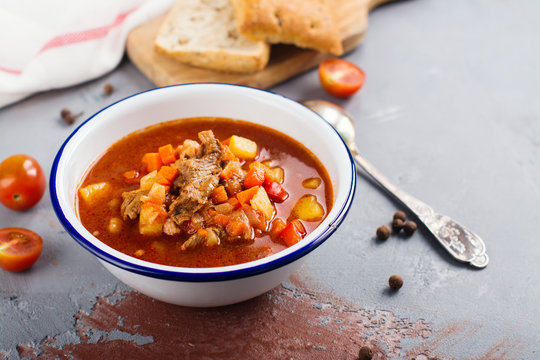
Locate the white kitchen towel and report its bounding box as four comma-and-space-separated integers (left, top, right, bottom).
0, 0, 175, 108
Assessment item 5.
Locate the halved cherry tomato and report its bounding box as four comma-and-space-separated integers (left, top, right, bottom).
0, 227, 43, 272
0, 155, 46, 211
318, 58, 366, 98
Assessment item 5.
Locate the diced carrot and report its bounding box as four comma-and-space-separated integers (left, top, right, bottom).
212, 213, 230, 227
270, 218, 287, 241
197, 228, 208, 237
226, 220, 247, 237
236, 186, 259, 205
227, 197, 241, 210
221, 137, 231, 146
244, 162, 266, 188
208, 209, 217, 217
211, 185, 228, 204
122, 170, 140, 184
291, 219, 306, 235
156, 165, 178, 186
220, 160, 242, 180
142, 153, 163, 172
280, 220, 305, 247
221, 144, 235, 161
158, 144, 176, 165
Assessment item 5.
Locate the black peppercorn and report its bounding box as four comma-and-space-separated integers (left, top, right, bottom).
104, 83, 114, 95
388, 274, 403, 290
60, 108, 71, 118
60, 108, 77, 124
393, 211, 406, 221
403, 221, 417, 236
64, 113, 75, 124
392, 218, 404, 232
376, 225, 391, 240
358, 346, 373, 360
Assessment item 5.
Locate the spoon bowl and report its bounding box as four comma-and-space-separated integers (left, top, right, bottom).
301, 99, 489, 269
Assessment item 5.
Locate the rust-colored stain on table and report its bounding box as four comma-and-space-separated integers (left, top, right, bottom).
9, 277, 521, 359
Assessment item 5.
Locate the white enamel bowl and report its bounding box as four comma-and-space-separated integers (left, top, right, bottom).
51, 83, 356, 307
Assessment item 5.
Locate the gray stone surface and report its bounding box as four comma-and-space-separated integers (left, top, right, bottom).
1, 0, 539, 358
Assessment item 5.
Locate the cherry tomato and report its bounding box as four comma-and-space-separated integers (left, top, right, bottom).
0, 227, 43, 272
0, 154, 46, 211
318, 58, 366, 98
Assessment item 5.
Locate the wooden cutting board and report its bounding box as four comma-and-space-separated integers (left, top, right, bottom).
126, 0, 392, 88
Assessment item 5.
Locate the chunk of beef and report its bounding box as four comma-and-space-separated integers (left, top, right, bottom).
120, 189, 148, 220
180, 231, 207, 251
223, 174, 245, 196
180, 226, 224, 251
226, 209, 253, 241
169, 130, 223, 225
163, 218, 181, 236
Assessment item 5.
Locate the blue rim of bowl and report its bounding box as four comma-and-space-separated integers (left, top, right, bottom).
50, 83, 356, 282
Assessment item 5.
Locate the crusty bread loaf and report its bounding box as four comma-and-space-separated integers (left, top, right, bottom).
155, 0, 270, 73
231, 0, 343, 56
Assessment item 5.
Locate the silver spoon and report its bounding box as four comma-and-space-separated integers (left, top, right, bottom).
301, 99, 489, 269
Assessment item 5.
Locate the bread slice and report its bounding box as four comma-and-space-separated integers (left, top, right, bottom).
231, 0, 343, 56
155, 0, 270, 73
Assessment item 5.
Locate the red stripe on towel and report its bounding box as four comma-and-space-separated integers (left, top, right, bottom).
0, 6, 138, 75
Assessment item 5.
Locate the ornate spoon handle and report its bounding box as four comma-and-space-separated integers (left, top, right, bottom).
348, 143, 488, 268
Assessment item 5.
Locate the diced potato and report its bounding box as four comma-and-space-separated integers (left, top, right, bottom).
139, 201, 167, 235
139, 220, 164, 235
140, 170, 158, 191
229, 135, 257, 160
149, 241, 166, 254
147, 183, 168, 203
134, 249, 145, 257
108, 197, 121, 210
261, 161, 285, 184
291, 195, 325, 222
266, 167, 284, 184
79, 182, 110, 203
205, 228, 220, 247
302, 177, 322, 189
108, 217, 123, 234
250, 187, 275, 220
